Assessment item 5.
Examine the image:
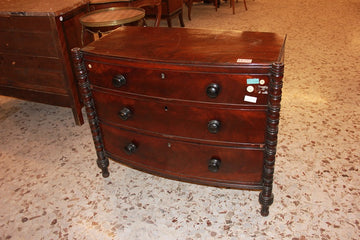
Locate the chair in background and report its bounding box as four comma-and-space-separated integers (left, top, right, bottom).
184, 0, 216, 20
131, 0, 162, 27
219, 0, 247, 14
185, 0, 248, 20
229, 0, 247, 14
184, 0, 199, 20
145, 0, 185, 27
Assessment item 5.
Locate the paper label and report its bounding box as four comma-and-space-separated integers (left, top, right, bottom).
247, 78, 260, 84
237, 58, 252, 63
244, 95, 257, 103
246, 86, 254, 93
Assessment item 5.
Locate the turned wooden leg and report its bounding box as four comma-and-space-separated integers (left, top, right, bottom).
259, 184, 274, 216
185, 0, 193, 20
167, 17, 172, 27
97, 153, 109, 178
71, 47, 110, 179
179, 10, 185, 27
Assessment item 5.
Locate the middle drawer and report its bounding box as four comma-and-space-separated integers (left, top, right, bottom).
92, 89, 267, 145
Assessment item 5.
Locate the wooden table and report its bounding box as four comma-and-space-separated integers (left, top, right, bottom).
80, 7, 145, 41
90, 0, 183, 27
0, 0, 93, 125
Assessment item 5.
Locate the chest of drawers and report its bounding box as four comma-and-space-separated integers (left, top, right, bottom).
0, 1, 92, 125
72, 26, 285, 216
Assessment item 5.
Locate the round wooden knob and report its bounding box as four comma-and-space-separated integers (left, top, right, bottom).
119, 107, 132, 120
206, 83, 220, 98
124, 142, 137, 155
208, 120, 221, 134
208, 158, 221, 172
112, 74, 126, 88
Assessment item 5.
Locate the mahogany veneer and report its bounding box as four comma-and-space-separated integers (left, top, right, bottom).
72, 26, 286, 216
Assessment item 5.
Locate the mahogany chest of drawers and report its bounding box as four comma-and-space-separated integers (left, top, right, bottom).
72, 26, 285, 216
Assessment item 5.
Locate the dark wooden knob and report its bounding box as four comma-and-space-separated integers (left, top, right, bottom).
206, 83, 220, 98
112, 74, 126, 88
208, 158, 221, 172
208, 120, 221, 134
124, 142, 137, 155
119, 107, 132, 120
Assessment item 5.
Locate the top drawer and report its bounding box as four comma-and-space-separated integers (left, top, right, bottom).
85, 61, 270, 105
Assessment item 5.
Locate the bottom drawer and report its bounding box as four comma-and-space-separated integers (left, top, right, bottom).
100, 123, 264, 189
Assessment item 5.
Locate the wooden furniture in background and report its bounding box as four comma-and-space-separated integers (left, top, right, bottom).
0, 0, 92, 125
90, 0, 131, 9
131, 0, 162, 26
89, 0, 163, 27
141, 0, 184, 27
159, 0, 184, 27
183, 0, 200, 20
226, 0, 247, 14
72, 27, 285, 216
185, 0, 247, 20
80, 7, 145, 43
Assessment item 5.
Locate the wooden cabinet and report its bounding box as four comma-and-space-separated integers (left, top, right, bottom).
0, 0, 92, 125
72, 27, 286, 216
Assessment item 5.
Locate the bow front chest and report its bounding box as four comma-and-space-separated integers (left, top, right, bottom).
72, 26, 285, 216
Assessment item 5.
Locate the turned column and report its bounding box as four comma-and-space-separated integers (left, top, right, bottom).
71, 48, 110, 178
259, 62, 284, 216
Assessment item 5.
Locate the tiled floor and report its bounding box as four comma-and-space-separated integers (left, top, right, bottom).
1, 0, 359, 239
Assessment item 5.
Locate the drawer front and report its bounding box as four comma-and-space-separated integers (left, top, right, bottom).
92, 90, 267, 144
86, 61, 269, 105
100, 123, 264, 187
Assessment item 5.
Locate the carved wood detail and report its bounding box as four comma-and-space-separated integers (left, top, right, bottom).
71, 47, 110, 177
259, 62, 284, 216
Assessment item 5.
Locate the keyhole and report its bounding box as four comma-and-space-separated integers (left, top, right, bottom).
164, 106, 168, 111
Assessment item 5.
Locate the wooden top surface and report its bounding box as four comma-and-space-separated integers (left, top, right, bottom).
0, 0, 88, 16
80, 7, 145, 27
82, 27, 286, 67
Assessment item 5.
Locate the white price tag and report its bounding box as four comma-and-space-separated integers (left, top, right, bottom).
244, 95, 257, 103
236, 58, 252, 63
